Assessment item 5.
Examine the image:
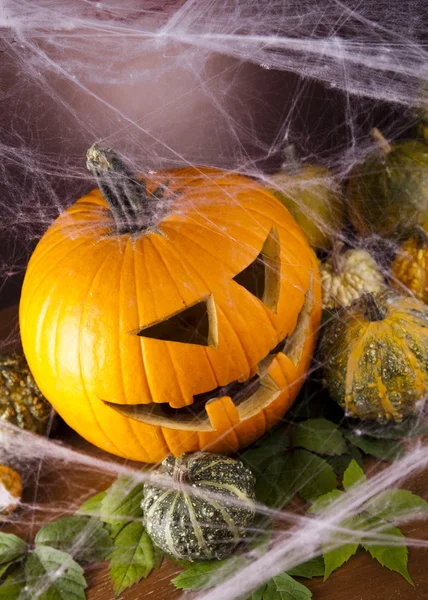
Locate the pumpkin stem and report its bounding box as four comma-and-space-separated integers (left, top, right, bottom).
370, 128, 392, 155
86, 143, 166, 234
361, 293, 387, 321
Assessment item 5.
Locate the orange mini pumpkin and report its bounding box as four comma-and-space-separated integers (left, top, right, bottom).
19, 145, 321, 463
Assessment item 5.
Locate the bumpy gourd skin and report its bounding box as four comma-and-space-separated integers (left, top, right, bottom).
391, 232, 428, 303
320, 290, 428, 423
142, 452, 255, 561
320, 249, 385, 310
0, 354, 53, 434
347, 140, 428, 240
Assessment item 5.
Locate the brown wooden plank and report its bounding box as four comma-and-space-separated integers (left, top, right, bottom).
1, 305, 428, 599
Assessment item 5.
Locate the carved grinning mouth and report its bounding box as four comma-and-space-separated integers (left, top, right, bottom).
102, 275, 314, 431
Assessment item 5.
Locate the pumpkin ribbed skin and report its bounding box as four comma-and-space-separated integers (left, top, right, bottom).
320, 249, 385, 310
20, 166, 321, 462
347, 139, 428, 240
320, 291, 428, 423
142, 452, 255, 561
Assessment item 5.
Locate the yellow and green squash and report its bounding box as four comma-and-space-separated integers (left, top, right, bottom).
320, 290, 428, 423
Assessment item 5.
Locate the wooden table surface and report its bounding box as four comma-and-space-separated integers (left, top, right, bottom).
1, 305, 428, 600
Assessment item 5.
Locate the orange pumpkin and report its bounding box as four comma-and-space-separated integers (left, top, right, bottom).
19, 145, 321, 463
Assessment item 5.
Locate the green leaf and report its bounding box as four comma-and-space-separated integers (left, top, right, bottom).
323, 542, 359, 580
365, 489, 428, 522
241, 428, 290, 476
345, 433, 403, 461
100, 476, 145, 538
292, 419, 347, 456
76, 491, 107, 517
292, 450, 337, 501
327, 446, 363, 475
255, 453, 296, 508
0, 565, 27, 599
172, 556, 247, 591
361, 519, 413, 585
35, 516, 113, 563
250, 572, 312, 599
0, 533, 27, 568
247, 517, 273, 556
344, 417, 428, 440
287, 557, 325, 579
25, 546, 87, 600
0, 560, 18, 579
321, 515, 363, 580
308, 490, 345, 513
343, 459, 366, 491
109, 521, 162, 596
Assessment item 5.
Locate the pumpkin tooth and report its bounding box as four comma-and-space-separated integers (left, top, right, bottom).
205, 396, 240, 431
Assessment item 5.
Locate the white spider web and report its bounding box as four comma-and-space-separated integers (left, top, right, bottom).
1, 1, 428, 599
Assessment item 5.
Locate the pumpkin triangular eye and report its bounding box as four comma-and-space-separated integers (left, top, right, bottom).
133, 296, 218, 347
233, 226, 281, 313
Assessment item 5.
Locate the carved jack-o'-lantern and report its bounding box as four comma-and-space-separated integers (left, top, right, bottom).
19, 146, 321, 463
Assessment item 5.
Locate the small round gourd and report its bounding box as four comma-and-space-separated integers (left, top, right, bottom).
267, 159, 343, 251
320, 290, 428, 423
0, 465, 22, 517
320, 248, 385, 310
347, 129, 428, 240
391, 225, 428, 303
0, 354, 53, 434
142, 452, 256, 561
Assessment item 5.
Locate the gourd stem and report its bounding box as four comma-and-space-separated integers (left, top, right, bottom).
413, 224, 428, 249
331, 238, 344, 275
280, 144, 301, 175
86, 143, 151, 234
370, 128, 392, 155
172, 461, 189, 486
362, 293, 387, 322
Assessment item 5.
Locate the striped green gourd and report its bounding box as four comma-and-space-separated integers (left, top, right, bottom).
142, 452, 256, 561
347, 130, 428, 240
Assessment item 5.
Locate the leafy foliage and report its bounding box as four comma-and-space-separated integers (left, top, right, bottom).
307, 460, 424, 584
250, 572, 312, 600
322, 537, 359, 581
254, 454, 296, 508
344, 433, 403, 461
292, 450, 337, 501
100, 475, 145, 538
292, 419, 347, 455
1, 410, 425, 600
0, 565, 27, 599
35, 516, 113, 563
342, 459, 366, 490
364, 489, 428, 521
286, 557, 325, 579
172, 556, 248, 591
362, 518, 413, 585
77, 491, 107, 517
25, 546, 87, 600
0, 533, 26, 577
109, 522, 162, 596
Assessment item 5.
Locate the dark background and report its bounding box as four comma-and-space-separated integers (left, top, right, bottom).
0, 0, 424, 309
